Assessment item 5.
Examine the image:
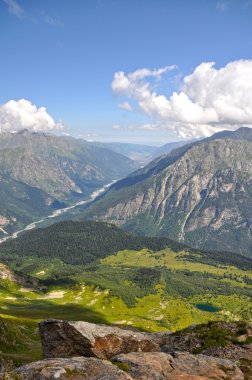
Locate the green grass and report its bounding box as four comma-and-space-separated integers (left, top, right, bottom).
101, 248, 252, 283
0, 245, 251, 368
0, 315, 41, 369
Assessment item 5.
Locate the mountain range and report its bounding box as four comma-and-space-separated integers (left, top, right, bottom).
0, 130, 137, 235
81, 127, 252, 257
91, 141, 156, 163
0, 127, 251, 257
93, 140, 194, 163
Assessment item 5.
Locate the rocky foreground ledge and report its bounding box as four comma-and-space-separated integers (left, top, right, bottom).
39, 319, 168, 359
1, 319, 252, 379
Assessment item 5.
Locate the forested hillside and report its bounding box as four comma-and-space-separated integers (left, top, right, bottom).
0, 221, 251, 270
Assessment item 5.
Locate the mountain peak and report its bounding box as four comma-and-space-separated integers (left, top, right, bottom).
83, 135, 252, 257
207, 126, 252, 142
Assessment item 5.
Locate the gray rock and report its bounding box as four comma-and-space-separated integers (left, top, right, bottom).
112, 351, 244, 380
2, 352, 244, 380
10, 357, 133, 380
39, 319, 162, 360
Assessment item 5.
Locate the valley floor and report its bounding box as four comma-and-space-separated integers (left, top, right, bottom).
0, 247, 251, 367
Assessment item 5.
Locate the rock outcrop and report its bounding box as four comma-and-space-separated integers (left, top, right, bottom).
39, 319, 168, 360
0, 262, 40, 288
112, 351, 244, 380
12, 357, 132, 380
4, 352, 244, 379
161, 321, 252, 361
1, 320, 251, 379
0, 263, 16, 281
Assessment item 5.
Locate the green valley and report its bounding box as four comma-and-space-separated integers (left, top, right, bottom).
0, 130, 137, 236
0, 221, 251, 367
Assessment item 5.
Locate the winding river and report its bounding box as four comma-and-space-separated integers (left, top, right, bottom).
0, 180, 115, 244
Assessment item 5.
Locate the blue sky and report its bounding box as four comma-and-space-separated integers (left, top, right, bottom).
1, 0, 252, 144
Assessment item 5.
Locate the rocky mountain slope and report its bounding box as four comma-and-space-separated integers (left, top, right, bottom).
82, 127, 252, 257
0, 130, 137, 235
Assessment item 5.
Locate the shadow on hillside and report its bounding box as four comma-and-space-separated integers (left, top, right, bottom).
1, 299, 109, 325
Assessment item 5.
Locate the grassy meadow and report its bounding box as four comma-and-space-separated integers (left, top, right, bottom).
0, 246, 251, 367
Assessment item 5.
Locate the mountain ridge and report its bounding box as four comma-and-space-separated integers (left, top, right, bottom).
80, 127, 252, 257
0, 130, 137, 235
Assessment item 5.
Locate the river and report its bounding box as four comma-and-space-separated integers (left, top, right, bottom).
0, 180, 115, 244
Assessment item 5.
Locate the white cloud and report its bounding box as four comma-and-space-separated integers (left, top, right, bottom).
3, 0, 23, 18
0, 99, 64, 133
118, 102, 132, 112
127, 123, 157, 131
112, 60, 252, 138
111, 123, 159, 132
112, 124, 122, 130
112, 65, 175, 96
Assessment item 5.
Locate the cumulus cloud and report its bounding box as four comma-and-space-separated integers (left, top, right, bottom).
112, 65, 176, 96
118, 102, 132, 112
112, 60, 252, 138
3, 0, 23, 18
0, 99, 63, 133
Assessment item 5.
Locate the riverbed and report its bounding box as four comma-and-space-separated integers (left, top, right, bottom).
0, 180, 115, 244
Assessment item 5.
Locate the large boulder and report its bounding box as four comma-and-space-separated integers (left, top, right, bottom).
112, 351, 244, 380
10, 357, 133, 380
39, 320, 167, 360
2, 353, 244, 380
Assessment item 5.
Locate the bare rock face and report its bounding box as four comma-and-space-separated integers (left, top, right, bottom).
83, 136, 252, 257
112, 351, 244, 380
0, 263, 16, 281
11, 357, 133, 380
39, 320, 164, 360
7, 353, 244, 380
